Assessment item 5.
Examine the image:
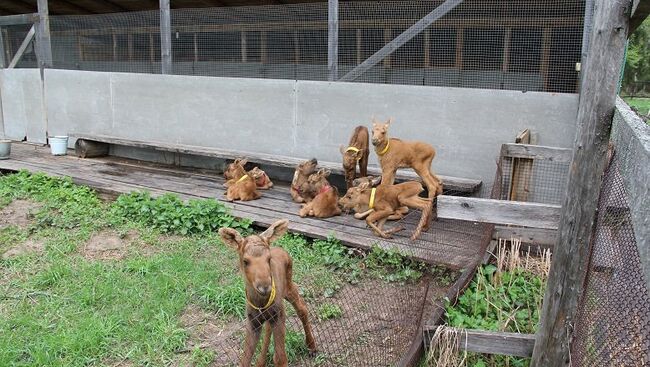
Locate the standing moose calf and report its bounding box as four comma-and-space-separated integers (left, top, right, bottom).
219, 219, 317, 367
340, 125, 369, 189
371, 118, 443, 198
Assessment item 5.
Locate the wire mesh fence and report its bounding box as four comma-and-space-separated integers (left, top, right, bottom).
499, 155, 570, 206
3, 0, 585, 92
570, 151, 650, 366
188, 275, 430, 366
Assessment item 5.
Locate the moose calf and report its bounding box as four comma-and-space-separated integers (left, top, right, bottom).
298, 169, 341, 218
339, 181, 432, 240
371, 118, 443, 198
340, 126, 369, 189
250, 167, 274, 190
219, 220, 317, 367
223, 159, 261, 202
291, 158, 318, 203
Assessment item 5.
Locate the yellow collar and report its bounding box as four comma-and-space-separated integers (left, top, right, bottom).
376, 139, 390, 156
369, 187, 377, 209
246, 277, 276, 312
346, 146, 362, 161
237, 174, 250, 183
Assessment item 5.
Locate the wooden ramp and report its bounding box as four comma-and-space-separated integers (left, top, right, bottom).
0, 143, 489, 269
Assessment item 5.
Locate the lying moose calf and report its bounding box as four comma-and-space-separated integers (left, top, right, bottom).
339, 181, 432, 240
219, 220, 317, 367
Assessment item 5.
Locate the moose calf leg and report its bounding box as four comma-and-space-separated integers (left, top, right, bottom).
255, 323, 272, 367
286, 283, 317, 352
241, 321, 264, 367
271, 315, 289, 367
366, 210, 397, 238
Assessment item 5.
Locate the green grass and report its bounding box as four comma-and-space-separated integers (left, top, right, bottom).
623, 97, 650, 120
0, 170, 432, 366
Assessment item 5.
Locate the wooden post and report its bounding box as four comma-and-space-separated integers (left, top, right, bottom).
503, 27, 512, 73
193, 32, 198, 62
383, 27, 391, 68
112, 33, 117, 61
355, 28, 362, 65
149, 33, 154, 62
35, 0, 53, 74
77, 34, 83, 62
127, 34, 133, 61
0, 27, 5, 68
260, 31, 267, 64
241, 31, 247, 63
159, 0, 172, 74
455, 27, 464, 70
327, 0, 338, 81
293, 30, 300, 64
423, 29, 430, 68
530, 0, 633, 366
540, 28, 551, 92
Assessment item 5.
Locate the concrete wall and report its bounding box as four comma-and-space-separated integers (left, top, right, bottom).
611, 97, 650, 290
0, 69, 47, 143
2, 68, 579, 187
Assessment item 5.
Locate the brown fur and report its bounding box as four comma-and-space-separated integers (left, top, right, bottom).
219, 220, 317, 367
224, 160, 261, 202
250, 167, 274, 190
340, 126, 369, 189
371, 118, 443, 198
291, 158, 318, 203
298, 169, 342, 218
224, 158, 249, 187
339, 181, 432, 240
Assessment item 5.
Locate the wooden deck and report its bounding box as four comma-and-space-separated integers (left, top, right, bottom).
0, 143, 489, 269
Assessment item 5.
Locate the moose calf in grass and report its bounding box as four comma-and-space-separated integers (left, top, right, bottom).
298, 169, 341, 218
371, 118, 443, 198
339, 181, 432, 240
219, 219, 317, 367
340, 126, 369, 189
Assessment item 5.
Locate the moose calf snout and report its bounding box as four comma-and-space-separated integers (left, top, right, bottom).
371, 138, 381, 146
256, 283, 272, 296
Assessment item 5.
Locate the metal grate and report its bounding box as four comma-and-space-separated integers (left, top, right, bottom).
213, 277, 429, 366
3, 0, 585, 92
570, 153, 650, 366
499, 156, 570, 206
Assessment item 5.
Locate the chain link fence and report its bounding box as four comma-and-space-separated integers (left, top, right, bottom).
3, 0, 585, 92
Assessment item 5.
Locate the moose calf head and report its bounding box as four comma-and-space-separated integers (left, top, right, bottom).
371, 118, 392, 146
224, 158, 248, 180
219, 219, 288, 296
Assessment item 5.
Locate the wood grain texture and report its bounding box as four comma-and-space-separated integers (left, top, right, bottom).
502, 143, 572, 163
437, 196, 561, 230
423, 327, 536, 358
494, 226, 557, 246
531, 1, 633, 365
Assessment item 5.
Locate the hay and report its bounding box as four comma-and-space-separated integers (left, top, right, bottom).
425, 325, 467, 367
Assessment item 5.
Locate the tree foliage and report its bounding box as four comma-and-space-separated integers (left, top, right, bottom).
623, 17, 650, 95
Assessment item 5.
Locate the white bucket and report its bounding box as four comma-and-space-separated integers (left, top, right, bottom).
0, 139, 11, 160
50, 136, 69, 156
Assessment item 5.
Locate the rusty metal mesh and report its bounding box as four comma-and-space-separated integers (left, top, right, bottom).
570, 154, 650, 366
205, 277, 429, 366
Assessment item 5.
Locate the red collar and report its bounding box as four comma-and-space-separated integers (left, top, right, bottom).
319, 185, 332, 195
292, 185, 302, 194
256, 173, 268, 187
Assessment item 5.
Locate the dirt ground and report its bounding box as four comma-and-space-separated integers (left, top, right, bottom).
1, 239, 45, 260
177, 276, 450, 367
0, 200, 40, 230
81, 230, 150, 260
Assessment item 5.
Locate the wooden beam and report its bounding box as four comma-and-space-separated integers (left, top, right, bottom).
8, 25, 34, 69
35, 0, 52, 71
0, 28, 5, 68
494, 226, 557, 246
455, 26, 464, 69
159, 0, 172, 74
501, 143, 572, 163
356, 28, 362, 65
425, 327, 536, 358
327, 0, 338, 81
0, 13, 38, 26
241, 30, 247, 63
531, 0, 633, 365
540, 28, 551, 91
339, 0, 465, 82
437, 196, 561, 230
502, 27, 512, 72
193, 33, 198, 62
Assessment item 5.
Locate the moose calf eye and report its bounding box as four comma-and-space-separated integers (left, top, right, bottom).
243, 260, 250, 266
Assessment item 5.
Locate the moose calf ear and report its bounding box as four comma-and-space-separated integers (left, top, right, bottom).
219, 228, 244, 250
260, 219, 289, 244
339, 145, 346, 155
240, 158, 249, 166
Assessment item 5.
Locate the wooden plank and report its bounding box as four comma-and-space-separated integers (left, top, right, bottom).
327, 0, 338, 81
0, 13, 38, 26
437, 196, 561, 230
531, 0, 632, 365
159, 0, 172, 74
8, 26, 35, 69
493, 226, 557, 246
423, 327, 535, 358
502, 27, 512, 72
69, 133, 482, 193
502, 143, 572, 163
0, 27, 5, 68
339, 0, 465, 82
455, 26, 464, 69
35, 0, 52, 71
540, 28, 551, 92
509, 130, 533, 202
241, 30, 247, 62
